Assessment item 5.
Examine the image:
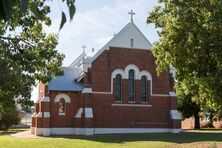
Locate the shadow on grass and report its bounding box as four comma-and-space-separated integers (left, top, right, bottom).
184, 128, 222, 132
0, 128, 29, 136
3, 128, 222, 144
50, 132, 222, 144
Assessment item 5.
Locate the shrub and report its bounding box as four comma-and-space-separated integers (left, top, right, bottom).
0, 107, 20, 130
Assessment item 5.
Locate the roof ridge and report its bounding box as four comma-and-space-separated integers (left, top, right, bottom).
69, 52, 86, 67
91, 22, 152, 62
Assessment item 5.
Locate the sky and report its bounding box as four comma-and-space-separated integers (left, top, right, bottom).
31, 0, 160, 101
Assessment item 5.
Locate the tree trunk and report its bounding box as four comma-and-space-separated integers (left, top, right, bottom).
208, 113, 214, 128
194, 113, 200, 129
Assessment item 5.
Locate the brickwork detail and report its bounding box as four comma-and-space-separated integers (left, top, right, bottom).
31, 47, 180, 136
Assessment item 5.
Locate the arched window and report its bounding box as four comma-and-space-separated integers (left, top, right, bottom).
141, 75, 147, 102
128, 69, 135, 102
59, 98, 65, 113
114, 74, 122, 102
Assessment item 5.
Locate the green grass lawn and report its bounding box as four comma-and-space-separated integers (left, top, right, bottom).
0, 128, 222, 148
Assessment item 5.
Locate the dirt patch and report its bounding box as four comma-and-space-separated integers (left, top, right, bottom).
11, 130, 44, 139
183, 129, 222, 133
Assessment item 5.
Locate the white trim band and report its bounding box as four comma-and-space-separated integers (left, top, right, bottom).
151, 94, 169, 97
41, 96, 50, 102
36, 112, 42, 118
59, 112, 65, 116
170, 128, 181, 133
170, 68, 176, 78
111, 104, 152, 107
170, 110, 181, 120
50, 128, 94, 135
35, 128, 51, 136
94, 128, 180, 134
31, 112, 37, 117
169, 92, 176, 97
43, 112, 50, 118
75, 108, 93, 118
34, 128, 181, 136
88, 64, 173, 97
31, 127, 35, 134
81, 88, 92, 94
36, 112, 50, 118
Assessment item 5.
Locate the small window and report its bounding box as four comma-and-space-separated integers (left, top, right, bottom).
141, 76, 147, 102
59, 98, 65, 113
128, 69, 135, 102
130, 38, 134, 47
114, 74, 122, 102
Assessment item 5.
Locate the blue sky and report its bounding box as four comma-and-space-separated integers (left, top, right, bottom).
32, 0, 159, 100
45, 0, 159, 66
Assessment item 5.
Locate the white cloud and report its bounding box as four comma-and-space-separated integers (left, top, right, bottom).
44, 0, 159, 65
32, 0, 159, 102
94, 36, 113, 48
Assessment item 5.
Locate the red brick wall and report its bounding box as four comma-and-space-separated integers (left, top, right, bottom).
91, 47, 171, 94
33, 47, 178, 130
84, 69, 92, 86
170, 97, 177, 110
90, 47, 175, 128
92, 94, 170, 128
38, 82, 49, 99
49, 91, 84, 128
38, 82, 44, 99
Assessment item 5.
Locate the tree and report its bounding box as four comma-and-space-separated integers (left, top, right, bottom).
201, 105, 222, 127
177, 83, 201, 129
147, 1, 222, 108
0, 104, 20, 130
0, 0, 75, 118
0, 0, 76, 30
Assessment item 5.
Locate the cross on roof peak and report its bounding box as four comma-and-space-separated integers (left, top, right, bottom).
128, 10, 135, 22
82, 44, 87, 53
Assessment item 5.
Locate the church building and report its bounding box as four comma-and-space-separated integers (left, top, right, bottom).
31, 10, 181, 136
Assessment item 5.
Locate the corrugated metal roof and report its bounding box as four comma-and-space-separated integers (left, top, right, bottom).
48, 67, 84, 92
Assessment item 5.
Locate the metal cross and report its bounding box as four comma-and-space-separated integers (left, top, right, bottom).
82, 44, 87, 53
128, 10, 135, 22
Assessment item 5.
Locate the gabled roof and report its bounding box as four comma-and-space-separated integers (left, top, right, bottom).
48, 67, 84, 92
69, 52, 86, 68
92, 22, 152, 62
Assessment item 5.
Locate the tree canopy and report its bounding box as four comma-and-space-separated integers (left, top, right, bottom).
0, 0, 76, 30
176, 82, 201, 129
147, 0, 222, 108
0, 0, 75, 118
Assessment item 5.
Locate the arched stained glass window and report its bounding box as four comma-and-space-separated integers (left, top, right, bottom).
141, 75, 147, 102
114, 74, 122, 102
128, 69, 135, 102
59, 98, 65, 113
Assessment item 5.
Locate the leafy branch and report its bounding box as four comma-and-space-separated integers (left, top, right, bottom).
0, 0, 76, 30
0, 36, 34, 47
